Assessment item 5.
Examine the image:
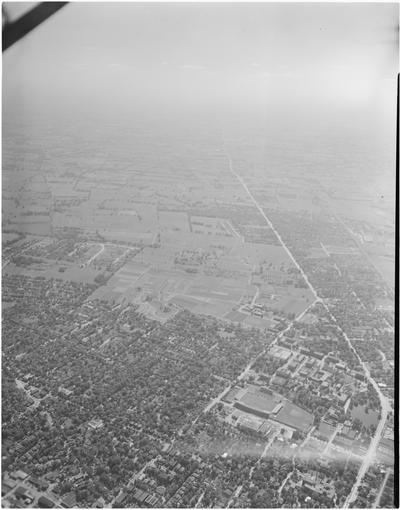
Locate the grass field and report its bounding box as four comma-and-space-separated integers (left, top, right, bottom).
159, 211, 190, 232
242, 314, 276, 329
256, 285, 314, 316
89, 233, 314, 323
4, 261, 99, 284
7, 218, 51, 236
350, 404, 379, 428
92, 255, 248, 320
224, 310, 247, 323
324, 245, 358, 255
231, 242, 292, 266
2, 233, 21, 245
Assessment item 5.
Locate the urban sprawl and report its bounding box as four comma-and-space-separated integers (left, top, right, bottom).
2, 126, 394, 509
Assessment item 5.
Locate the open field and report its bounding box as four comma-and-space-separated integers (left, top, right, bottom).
3, 261, 99, 284
224, 310, 248, 323
160, 231, 237, 252
6, 218, 51, 236
256, 284, 314, 315
324, 244, 359, 256
87, 232, 313, 323
368, 253, 394, 289
2, 233, 21, 245
241, 314, 277, 329
190, 215, 234, 237
231, 242, 291, 266
159, 211, 191, 232
91, 259, 247, 320
350, 405, 380, 428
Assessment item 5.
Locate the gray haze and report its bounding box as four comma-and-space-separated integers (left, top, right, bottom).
3, 2, 398, 203
2, 5, 398, 508
3, 3, 398, 121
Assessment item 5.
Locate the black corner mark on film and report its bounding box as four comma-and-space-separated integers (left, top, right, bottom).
394, 72, 399, 510
2, 2, 68, 52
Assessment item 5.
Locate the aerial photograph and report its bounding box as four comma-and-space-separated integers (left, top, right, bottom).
1, 2, 397, 509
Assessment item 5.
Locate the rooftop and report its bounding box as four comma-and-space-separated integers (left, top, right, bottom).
236, 387, 282, 415
274, 402, 313, 432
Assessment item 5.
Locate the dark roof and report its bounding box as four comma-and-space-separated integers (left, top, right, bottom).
1, 484, 13, 495
238, 388, 280, 414
274, 402, 313, 432
15, 486, 28, 497
38, 495, 55, 508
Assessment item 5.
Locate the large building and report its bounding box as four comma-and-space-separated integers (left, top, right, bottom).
234, 387, 283, 419
273, 402, 314, 433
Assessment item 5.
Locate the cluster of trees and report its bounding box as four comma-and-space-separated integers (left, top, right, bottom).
3, 282, 276, 508
379, 473, 394, 508
351, 465, 386, 508
349, 383, 381, 414
252, 353, 286, 376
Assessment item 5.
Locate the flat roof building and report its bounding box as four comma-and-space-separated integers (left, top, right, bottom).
273, 402, 313, 433
234, 387, 282, 419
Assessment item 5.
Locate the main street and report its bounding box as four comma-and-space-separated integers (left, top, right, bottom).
223, 143, 390, 508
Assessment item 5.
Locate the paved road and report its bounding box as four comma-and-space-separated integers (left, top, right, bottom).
343, 383, 390, 507
278, 470, 293, 496
224, 147, 320, 303
322, 423, 343, 456
227, 430, 279, 508
223, 143, 391, 509
373, 469, 391, 508
86, 243, 105, 265
195, 490, 205, 508
317, 183, 394, 297
109, 457, 157, 507
204, 294, 318, 418
338, 216, 394, 297
15, 379, 41, 408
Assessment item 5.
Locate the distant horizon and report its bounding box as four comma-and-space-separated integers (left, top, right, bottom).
2, 4, 396, 509
3, 2, 398, 120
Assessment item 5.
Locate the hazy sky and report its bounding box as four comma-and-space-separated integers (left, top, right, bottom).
3, 2, 399, 126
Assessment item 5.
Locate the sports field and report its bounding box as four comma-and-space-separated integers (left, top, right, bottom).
274, 402, 314, 432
